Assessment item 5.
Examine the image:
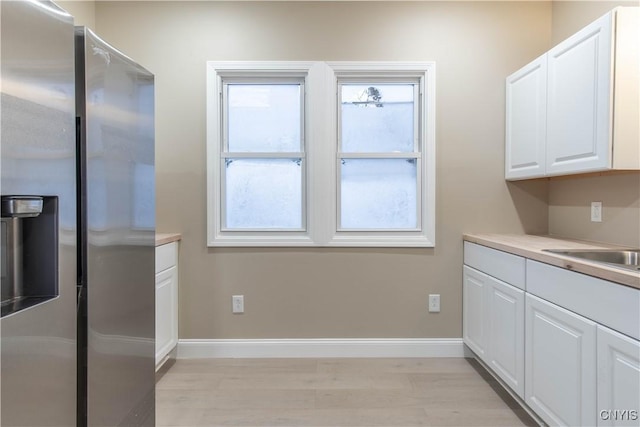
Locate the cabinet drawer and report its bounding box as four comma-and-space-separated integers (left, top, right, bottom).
156, 241, 177, 274
464, 242, 526, 290
527, 260, 640, 340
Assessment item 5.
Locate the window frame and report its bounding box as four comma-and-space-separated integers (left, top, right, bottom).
336, 78, 422, 232
326, 62, 436, 247
206, 61, 436, 247
206, 62, 316, 246
221, 78, 307, 232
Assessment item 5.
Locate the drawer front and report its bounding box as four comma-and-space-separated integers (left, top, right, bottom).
156, 241, 178, 274
464, 242, 526, 290
527, 260, 640, 340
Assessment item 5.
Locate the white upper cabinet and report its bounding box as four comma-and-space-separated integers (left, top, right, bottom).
546, 11, 613, 175
506, 7, 639, 180
506, 55, 547, 180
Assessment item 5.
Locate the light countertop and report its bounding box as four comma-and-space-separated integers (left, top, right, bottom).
463, 234, 640, 290
156, 233, 182, 246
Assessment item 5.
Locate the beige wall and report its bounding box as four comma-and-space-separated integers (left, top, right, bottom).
92, 1, 551, 339
56, 0, 96, 29
549, 173, 640, 247
548, 1, 640, 247
551, 0, 638, 45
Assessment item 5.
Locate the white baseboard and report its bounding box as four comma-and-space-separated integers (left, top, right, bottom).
177, 338, 466, 359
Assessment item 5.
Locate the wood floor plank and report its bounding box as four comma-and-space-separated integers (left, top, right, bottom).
156, 389, 317, 410
317, 358, 477, 375
217, 372, 413, 391
423, 408, 536, 427
156, 373, 224, 390
156, 357, 537, 427
198, 408, 431, 427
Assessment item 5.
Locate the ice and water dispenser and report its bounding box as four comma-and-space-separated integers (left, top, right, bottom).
1, 195, 58, 317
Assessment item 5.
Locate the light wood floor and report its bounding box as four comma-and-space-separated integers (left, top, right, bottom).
156, 357, 537, 427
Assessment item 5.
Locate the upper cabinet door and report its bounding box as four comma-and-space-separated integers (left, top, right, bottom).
505, 55, 547, 180
546, 12, 614, 176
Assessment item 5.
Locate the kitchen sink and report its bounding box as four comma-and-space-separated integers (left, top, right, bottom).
543, 249, 640, 272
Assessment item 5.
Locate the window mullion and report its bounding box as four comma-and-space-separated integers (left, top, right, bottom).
338, 152, 420, 159
222, 152, 305, 159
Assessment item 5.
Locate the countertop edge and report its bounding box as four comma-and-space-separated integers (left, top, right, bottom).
463, 234, 640, 290
156, 233, 182, 246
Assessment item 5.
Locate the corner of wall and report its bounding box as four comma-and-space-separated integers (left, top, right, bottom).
55, 0, 96, 29
551, 0, 639, 45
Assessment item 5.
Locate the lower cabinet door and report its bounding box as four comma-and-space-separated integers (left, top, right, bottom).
488, 278, 524, 399
525, 294, 597, 427
597, 325, 640, 426
155, 266, 178, 366
463, 266, 489, 362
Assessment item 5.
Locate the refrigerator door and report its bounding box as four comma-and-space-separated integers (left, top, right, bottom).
76, 27, 155, 427
0, 1, 77, 426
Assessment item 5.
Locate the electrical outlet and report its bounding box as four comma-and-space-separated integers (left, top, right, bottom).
232, 295, 244, 314
591, 201, 602, 222
428, 294, 440, 313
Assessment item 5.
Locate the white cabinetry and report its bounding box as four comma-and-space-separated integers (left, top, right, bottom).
505, 55, 547, 179
505, 7, 639, 180
463, 266, 489, 361
487, 278, 525, 398
463, 238, 640, 426
597, 326, 640, 427
155, 241, 179, 369
525, 293, 597, 427
546, 11, 613, 175
463, 243, 525, 398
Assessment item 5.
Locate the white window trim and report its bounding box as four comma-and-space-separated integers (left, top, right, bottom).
221, 76, 307, 233
324, 62, 436, 247
206, 61, 316, 246
335, 76, 422, 233
206, 61, 436, 247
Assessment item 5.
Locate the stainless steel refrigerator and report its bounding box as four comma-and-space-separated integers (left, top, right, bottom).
1, 1, 155, 426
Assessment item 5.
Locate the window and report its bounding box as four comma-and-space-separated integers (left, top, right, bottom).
338, 82, 420, 230
207, 62, 435, 247
223, 81, 305, 230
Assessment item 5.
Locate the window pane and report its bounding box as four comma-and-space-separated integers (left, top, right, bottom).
340, 159, 417, 229
228, 84, 301, 152
341, 84, 414, 153
225, 158, 302, 229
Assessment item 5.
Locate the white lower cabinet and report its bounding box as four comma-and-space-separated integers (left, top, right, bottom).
463, 264, 525, 398
155, 241, 179, 369
155, 266, 178, 366
463, 241, 640, 426
487, 278, 524, 398
463, 266, 489, 361
525, 293, 597, 427
597, 326, 640, 427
